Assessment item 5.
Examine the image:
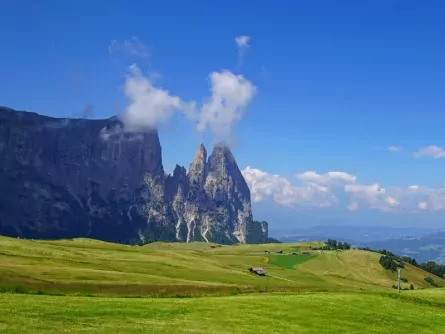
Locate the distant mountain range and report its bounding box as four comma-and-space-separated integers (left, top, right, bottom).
362, 232, 445, 264
272, 225, 445, 264
271, 225, 438, 243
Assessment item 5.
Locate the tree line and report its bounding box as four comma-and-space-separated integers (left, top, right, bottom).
379, 254, 404, 272
358, 247, 445, 278
311, 239, 351, 251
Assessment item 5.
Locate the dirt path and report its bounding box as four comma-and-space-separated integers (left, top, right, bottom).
267, 275, 299, 283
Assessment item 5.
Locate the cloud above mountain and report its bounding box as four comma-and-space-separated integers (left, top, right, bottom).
196, 71, 256, 144
119, 64, 196, 132
119, 65, 256, 143
117, 37, 257, 144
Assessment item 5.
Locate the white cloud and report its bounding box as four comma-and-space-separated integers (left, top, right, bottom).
345, 183, 384, 195
109, 37, 150, 58
235, 35, 250, 65
418, 202, 428, 210
197, 70, 256, 144
244, 166, 445, 213
391, 186, 445, 212
388, 146, 403, 152
119, 66, 255, 143
235, 35, 250, 49
119, 64, 195, 132
241, 166, 335, 207
386, 196, 400, 207
344, 183, 445, 213
414, 145, 445, 159
99, 122, 146, 142
422, 188, 445, 211
100, 124, 123, 141
347, 201, 359, 211
111, 37, 257, 144
344, 183, 401, 212
297, 171, 356, 185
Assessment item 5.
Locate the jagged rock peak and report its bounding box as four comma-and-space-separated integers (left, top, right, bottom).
197, 143, 207, 160
189, 143, 207, 167
209, 142, 235, 161
208, 143, 238, 176
188, 143, 208, 186
213, 141, 230, 151
173, 164, 187, 177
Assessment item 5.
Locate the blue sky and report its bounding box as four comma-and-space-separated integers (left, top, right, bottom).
1, 1, 445, 228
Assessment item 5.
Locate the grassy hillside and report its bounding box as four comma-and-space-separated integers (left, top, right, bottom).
0, 236, 443, 296
0, 290, 444, 333
1, 236, 444, 333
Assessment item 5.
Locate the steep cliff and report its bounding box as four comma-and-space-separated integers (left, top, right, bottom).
166, 143, 261, 244
0, 107, 268, 244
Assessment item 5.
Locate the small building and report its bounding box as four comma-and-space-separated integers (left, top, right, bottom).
249, 267, 267, 276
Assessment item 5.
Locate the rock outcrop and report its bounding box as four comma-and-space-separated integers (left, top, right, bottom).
0, 107, 268, 244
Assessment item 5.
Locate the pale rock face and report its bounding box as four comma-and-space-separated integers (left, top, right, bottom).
0, 107, 268, 244
166, 143, 259, 244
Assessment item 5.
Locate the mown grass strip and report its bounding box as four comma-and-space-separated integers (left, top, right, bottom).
268, 254, 316, 269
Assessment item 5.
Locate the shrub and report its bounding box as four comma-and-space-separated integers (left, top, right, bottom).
410, 284, 414, 290
424, 277, 438, 287
380, 255, 397, 271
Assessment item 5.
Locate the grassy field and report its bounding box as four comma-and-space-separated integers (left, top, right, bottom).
1, 236, 445, 332
0, 236, 443, 296
0, 290, 444, 333
268, 253, 316, 269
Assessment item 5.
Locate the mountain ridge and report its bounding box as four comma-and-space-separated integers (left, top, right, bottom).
0, 106, 268, 244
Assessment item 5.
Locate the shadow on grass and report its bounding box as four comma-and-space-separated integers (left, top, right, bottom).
381, 292, 445, 309
0, 282, 308, 299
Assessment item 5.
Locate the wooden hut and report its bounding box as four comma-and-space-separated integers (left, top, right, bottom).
249, 267, 267, 276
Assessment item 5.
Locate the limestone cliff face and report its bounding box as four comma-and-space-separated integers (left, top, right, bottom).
203, 144, 253, 243
167, 143, 261, 244
0, 107, 268, 244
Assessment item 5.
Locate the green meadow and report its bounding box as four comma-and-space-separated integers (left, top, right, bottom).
268, 253, 316, 269
0, 236, 444, 332
1, 291, 445, 333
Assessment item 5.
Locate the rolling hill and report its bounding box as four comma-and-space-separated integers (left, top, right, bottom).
1, 236, 445, 333
0, 236, 443, 296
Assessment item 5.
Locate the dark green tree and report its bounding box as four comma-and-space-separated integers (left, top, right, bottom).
327, 239, 337, 249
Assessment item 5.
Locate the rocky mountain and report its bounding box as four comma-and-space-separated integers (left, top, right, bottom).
0, 107, 268, 244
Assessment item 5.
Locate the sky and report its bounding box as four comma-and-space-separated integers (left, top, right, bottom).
1, 0, 445, 229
